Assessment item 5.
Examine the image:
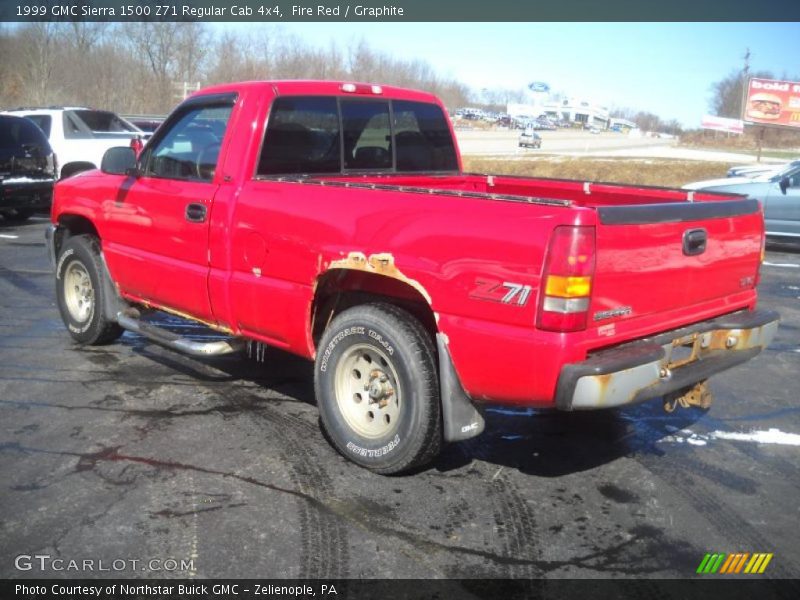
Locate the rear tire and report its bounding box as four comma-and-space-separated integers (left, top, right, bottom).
55, 235, 124, 345
314, 303, 442, 474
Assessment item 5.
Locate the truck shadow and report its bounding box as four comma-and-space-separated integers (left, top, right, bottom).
435, 403, 706, 476
119, 313, 707, 478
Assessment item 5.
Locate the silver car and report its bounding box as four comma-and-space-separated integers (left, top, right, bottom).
518, 130, 542, 148
684, 163, 800, 238
727, 159, 800, 179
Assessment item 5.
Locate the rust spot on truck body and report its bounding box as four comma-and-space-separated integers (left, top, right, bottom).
326, 251, 433, 305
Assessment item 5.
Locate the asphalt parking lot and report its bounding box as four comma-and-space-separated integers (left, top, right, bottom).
1, 215, 799, 581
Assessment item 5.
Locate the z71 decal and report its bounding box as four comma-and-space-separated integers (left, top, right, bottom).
470, 278, 533, 306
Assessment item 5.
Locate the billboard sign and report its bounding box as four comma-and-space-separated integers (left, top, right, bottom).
701, 115, 744, 134
743, 78, 800, 129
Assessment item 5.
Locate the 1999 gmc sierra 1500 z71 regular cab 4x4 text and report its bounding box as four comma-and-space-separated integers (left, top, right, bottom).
46, 80, 779, 473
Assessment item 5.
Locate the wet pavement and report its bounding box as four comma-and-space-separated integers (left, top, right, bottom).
1, 216, 799, 580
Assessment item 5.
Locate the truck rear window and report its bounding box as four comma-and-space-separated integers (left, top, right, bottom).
0, 115, 50, 151
22, 114, 52, 138
392, 100, 458, 172
257, 96, 458, 176
259, 97, 341, 175
342, 101, 392, 170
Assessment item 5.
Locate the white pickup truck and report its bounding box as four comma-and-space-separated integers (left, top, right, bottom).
1, 107, 144, 178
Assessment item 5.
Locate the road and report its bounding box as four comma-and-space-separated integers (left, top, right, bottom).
1, 216, 799, 582
456, 129, 674, 156
455, 129, 784, 163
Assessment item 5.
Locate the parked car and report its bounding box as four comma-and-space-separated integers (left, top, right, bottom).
1, 107, 143, 178
48, 80, 777, 473
727, 159, 800, 179
125, 117, 164, 135
684, 162, 800, 238
518, 129, 542, 148
0, 114, 56, 221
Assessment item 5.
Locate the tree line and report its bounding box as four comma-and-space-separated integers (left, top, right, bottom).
2, 24, 795, 145
0, 22, 472, 115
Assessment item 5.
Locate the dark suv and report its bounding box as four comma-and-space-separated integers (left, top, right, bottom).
0, 114, 56, 222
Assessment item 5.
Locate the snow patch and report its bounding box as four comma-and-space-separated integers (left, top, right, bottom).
659, 427, 800, 447
710, 428, 800, 446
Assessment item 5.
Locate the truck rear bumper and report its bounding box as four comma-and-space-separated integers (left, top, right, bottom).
554, 309, 779, 411
0, 180, 53, 211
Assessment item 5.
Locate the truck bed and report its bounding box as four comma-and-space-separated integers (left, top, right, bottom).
279, 171, 763, 355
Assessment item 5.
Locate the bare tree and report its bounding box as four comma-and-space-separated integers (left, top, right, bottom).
15, 23, 59, 105
0, 22, 485, 116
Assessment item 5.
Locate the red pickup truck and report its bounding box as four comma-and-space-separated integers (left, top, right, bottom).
46, 80, 778, 473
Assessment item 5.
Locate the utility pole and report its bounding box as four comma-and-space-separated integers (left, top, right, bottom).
740, 47, 751, 118
742, 47, 751, 79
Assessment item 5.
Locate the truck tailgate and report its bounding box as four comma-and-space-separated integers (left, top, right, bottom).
591, 199, 763, 328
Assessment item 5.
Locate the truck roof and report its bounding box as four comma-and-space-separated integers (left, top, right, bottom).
192, 80, 442, 104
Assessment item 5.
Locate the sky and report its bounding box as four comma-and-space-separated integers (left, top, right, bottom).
214, 22, 800, 127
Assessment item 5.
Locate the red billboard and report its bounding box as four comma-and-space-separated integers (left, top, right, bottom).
743, 77, 800, 129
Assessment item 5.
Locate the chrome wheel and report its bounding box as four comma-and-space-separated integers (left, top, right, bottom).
334, 343, 402, 439
63, 260, 94, 323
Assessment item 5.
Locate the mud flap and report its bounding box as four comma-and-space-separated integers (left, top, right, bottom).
98, 251, 128, 321
437, 334, 485, 442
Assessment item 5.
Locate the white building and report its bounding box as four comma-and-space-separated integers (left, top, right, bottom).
507, 84, 610, 128
609, 118, 637, 132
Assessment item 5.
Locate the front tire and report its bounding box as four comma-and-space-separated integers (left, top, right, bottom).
314, 303, 442, 474
55, 235, 124, 345
3, 208, 35, 222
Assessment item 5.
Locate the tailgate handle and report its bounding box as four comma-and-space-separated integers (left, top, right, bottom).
683, 228, 707, 256
185, 203, 207, 223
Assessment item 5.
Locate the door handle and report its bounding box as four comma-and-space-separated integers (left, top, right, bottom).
185, 203, 207, 223
683, 228, 707, 256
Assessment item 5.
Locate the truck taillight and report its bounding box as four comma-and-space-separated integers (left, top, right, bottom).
536, 225, 596, 332
755, 230, 766, 286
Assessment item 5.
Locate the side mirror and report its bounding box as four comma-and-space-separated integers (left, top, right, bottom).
779, 176, 789, 195
101, 147, 137, 176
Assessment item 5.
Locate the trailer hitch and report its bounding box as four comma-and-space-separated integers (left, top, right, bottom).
663, 380, 713, 413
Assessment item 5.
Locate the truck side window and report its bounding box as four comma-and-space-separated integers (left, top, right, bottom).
341, 100, 391, 170
258, 97, 340, 175
144, 104, 232, 181
392, 101, 458, 172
